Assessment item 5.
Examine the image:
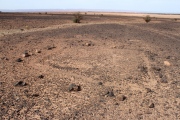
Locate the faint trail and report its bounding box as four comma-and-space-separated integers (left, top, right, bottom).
0, 22, 113, 37
128, 24, 180, 41
1, 21, 179, 42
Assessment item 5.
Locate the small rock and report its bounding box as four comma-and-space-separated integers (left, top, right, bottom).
152, 67, 161, 72
38, 75, 44, 79
32, 94, 39, 97
146, 88, 152, 93
20, 29, 24, 31
98, 82, 103, 85
138, 65, 148, 73
119, 95, 126, 101
158, 73, 163, 78
115, 103, 119, 105
35, 49, 41, 53
16, 58, 23, 62
68, 83, 81, 92
164, 61, 171, 66
85, 43, 91, 46
149, 103, 155, 108
22, 53, 30, 57
112, 46, 117, 48
166, 56, 171, 59
107, 91, 115, 97
13, 94, 20, 100
1, 57, 9, 60
14, 81, 27, 87
160, 77, 168, 83
47, 46, 55, 50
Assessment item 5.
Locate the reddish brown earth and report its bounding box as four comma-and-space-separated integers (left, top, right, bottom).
0, 12, 180, 120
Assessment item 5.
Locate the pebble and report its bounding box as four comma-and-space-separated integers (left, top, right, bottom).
32, 94, 39, 97
68, 83, 81, 92
38, 75, 44, 79
164, 61, 171, 66
22, 53, 30, 57
152, 67, 161, 71
149, 103, 155, 108
119, 95, 126, 101
158, 73, 163, 78
146, 88, 152, 93
105, 91, 115, 97
1, 57, 9, 60
16, 58, 23, 62
85, 43, 91, 46
160, 77, 168, 83
47, 46, 55, 50
98, 82, 103, 85
35, 49, 41, 53
14, 81, 27, 87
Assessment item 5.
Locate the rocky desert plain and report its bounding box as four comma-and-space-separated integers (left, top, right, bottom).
0, 12, 180, 120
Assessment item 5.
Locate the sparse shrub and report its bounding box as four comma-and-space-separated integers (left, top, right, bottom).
143, 15, 151, 23
73, 12, 83, 23
174, 18, 177, 21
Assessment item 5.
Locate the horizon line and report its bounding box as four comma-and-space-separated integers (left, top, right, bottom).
0, 9, 180, 14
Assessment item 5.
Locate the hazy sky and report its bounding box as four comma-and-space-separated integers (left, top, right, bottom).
0, 0, 180, 13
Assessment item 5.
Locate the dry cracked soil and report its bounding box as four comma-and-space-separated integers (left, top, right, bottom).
0, 13, 180, 120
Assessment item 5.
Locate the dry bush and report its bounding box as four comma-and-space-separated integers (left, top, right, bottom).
144, 15, 151, 23
73, 12, 83, 23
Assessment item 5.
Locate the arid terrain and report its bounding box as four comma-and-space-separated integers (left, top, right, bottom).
0, 12, 180, 120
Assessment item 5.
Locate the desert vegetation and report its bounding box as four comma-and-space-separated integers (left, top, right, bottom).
144, 15, 151, 23
73, 12, 83, 23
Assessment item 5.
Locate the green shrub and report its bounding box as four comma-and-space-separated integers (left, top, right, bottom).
144, 15, 151, 23
73, 12, 83, 23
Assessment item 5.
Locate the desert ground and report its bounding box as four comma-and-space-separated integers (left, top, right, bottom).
0, 12, 180, 120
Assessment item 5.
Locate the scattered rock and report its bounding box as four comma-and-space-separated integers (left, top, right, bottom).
145, 88, 152, 93
68, 83, 81, 92
158, 73, 163, 78
35, 49, 41, 53
38, 75, 44, 79
13, 94, 20, 100
115, 103, 119, 105
16, 58, 23, 62
164, 61, 171, 66
138, 65, 148, 73
105, 91, 115, 97
112, 46, 117, 48
145, 51, 157, 61
166, 56, 171, 59
119, 95, 126, 101
160, 77, 168, 83
166, 56, 176, 60
152, 67, 161, 72
14, 81, 27, 87
149, 103, 155, 108
32, 94, 39, 97
85, 43, 91, 46
98, 82, 103, 85
176, 93, 180, 98
1, 57, 9, 60
22, 52, 30, 57
47, 45, 55, 50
